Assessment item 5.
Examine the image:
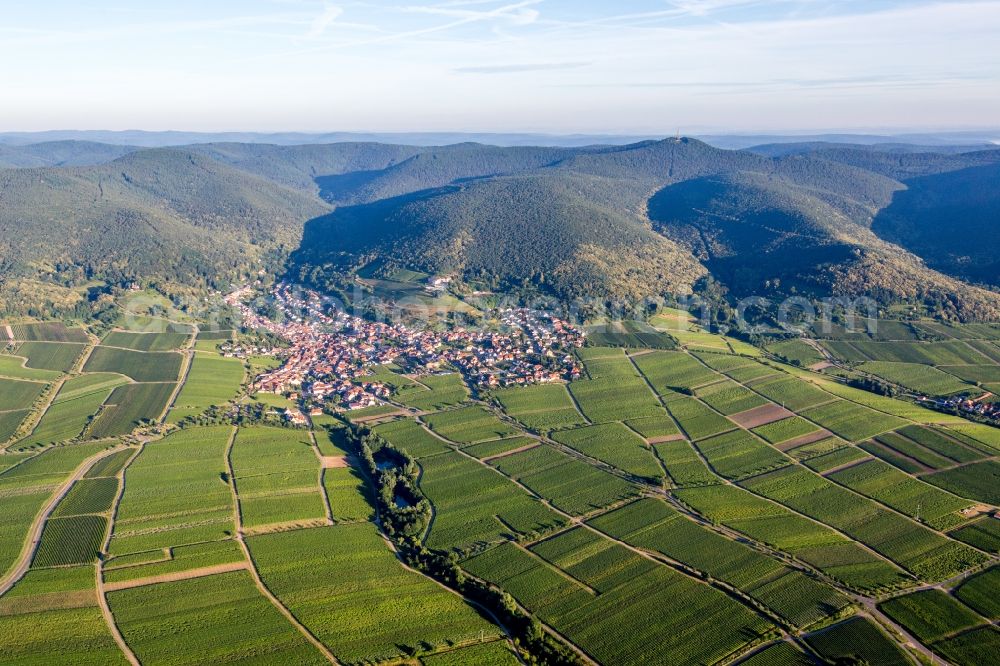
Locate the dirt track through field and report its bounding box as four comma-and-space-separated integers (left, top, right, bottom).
103, 562, 250, 591
0, 446, 123, 596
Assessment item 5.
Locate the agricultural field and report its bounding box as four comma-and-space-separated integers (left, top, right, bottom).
373, 418, 452, 458
859, 361, 973, 395
950, 516, 1000, 552
0, 566, 128, 665
11, 322, 89, 343
765, 339, 825, 367
676, 483, 909, 591
167, 352, 245, 422
0, 410, 29, 444
230, 427, 326, 528
109, 426, 234, 555
492, 383, 586, 431
804, 616, 912, 666
0, 377, 46, 411
653, 439, 718, 486
568, 375, 663, 423
696, 379, 768, 415
104, 539, 244, 584
827, 459, 973, 529
692, 430, 790, 480
26, 373, 129, 445
664, 395, 735, 440
800, 399, 906, 442
323, 466, 374, 523
83, 346, 183, 383
0, 354, 63, 381
417, 449, 564, 551
954, 566, 1000, 620
879, 589, 984, 644
12, 341, 86, 372
589, 499, 850, 627
551, 423, 662, 479
248, 524, 497, 663
741, 466, 988, 580
632, 350, 719, 393
87, 382, 176, 437
463, 537, 773, 665
422, 405, 518, 443
750, 376, 835, 411
492, 444, 641, 515
420, 640, 520, 665
393, 372, 469, 410
924, 460, 1000, 504
32, 514, 108, 567
750, 416, 821, 444
107, 570, 328, 665
101, 330, 190, 351
623, 414, 679, 439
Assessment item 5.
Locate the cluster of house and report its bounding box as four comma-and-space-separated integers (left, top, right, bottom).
937, 394, 1000, 422
226, 283, 585, 411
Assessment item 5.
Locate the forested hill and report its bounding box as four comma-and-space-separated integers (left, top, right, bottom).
0, 140, 139, 168
0, 149, 328, 314
287, 137, 1000, 319
1, 136, 999, 320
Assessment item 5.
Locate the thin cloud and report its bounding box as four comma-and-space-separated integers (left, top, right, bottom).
305, 4, 342, 38
455, 61, 590, 74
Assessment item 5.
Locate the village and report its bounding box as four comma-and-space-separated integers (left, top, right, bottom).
224, 283, 585, 414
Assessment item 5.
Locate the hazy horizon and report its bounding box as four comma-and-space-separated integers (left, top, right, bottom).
3, 1, 999, 133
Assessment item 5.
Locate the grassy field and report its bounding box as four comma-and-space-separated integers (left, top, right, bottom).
167, 352, 244, 422
84, 346, 183, 382
87, 382, 176, 437
108, 570, 328, 665
248, 524, 498, 663
230, 427, 326, 528
109, 426, 234, 555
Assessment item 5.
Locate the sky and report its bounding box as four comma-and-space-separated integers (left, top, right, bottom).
2, 0, 999, 134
